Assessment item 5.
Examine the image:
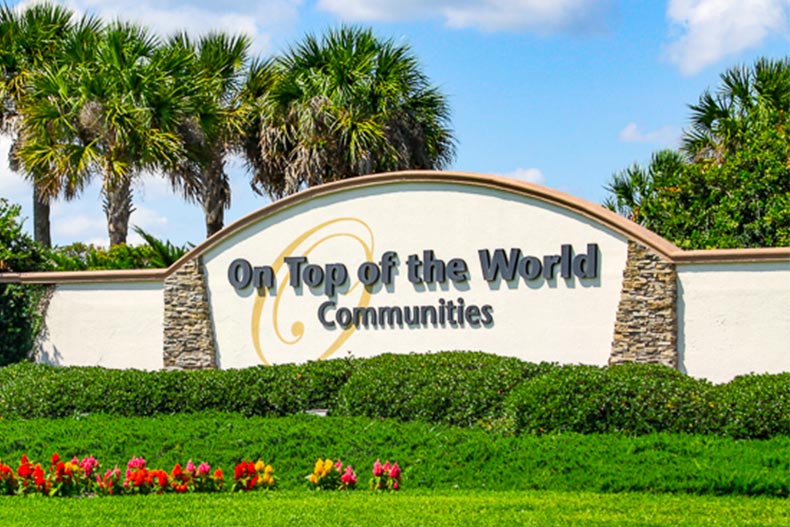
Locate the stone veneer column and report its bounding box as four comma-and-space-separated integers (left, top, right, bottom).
610, 241, 678, 367
163, 257, 217, 369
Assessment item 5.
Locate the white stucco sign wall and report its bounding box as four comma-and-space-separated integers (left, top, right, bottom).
2, 171, 788, 382
202, 182, 629, 368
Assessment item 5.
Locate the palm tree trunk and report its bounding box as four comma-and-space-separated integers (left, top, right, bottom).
103, 177, 133, 246
32, 185, 51, 248
203, 156, 229, 238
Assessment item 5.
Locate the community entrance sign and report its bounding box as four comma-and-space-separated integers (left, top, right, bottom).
2, 171, 788, 383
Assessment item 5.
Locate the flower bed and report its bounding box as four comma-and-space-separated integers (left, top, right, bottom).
0, 453, 400, 497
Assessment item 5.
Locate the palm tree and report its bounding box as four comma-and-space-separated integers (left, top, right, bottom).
244, 26, 456, 199
164, 32, 251, 237
603, 149, 685, 226
683, 57, 790, 162
0, 3, 87, 247
18, 21, 189, 246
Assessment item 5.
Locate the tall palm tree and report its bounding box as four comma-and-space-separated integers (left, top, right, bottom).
244, 26, 456, 199
165, 32, 250, 237
683, 57, 790, 162
0, 3, 87, 247
18, 21, 189, 246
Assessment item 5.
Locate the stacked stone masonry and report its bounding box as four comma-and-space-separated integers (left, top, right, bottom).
610, 241, 678, 368
163, 257, 217, 369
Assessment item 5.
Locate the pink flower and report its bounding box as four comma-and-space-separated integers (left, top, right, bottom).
334, 460, 343, 471
341, 466, 357, 485
197, 462, 211, 475
389, 462, 401, 480
186, 460, 196, 473
383, 461, 392, 473
80, 455, 99, 477
372, 459, 384, 477
127, 456, 146, 470
393, 480, 399, 490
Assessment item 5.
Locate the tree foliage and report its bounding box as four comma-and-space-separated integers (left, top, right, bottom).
18, 21, 190, 246
0, 198, 51, 366
164, 32, 251, 237
605, 58, 790, 249
244, 26, 456, 199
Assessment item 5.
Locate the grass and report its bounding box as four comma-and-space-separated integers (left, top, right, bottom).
1, 490, 788, 526
3, 413, 790, 496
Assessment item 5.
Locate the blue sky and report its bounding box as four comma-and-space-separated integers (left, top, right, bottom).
2, 0, 790, 246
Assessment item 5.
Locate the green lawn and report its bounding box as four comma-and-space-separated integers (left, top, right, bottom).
2, 490, 788, 526
3, 413, 790, 496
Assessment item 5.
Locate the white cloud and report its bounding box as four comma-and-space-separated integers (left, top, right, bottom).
0, 134, 31, 205
136, 172, 177, 201
128, 205, 170, 244
665, 0, 790, 75
502, 167, 546, 184
51, 210, 106, 240
618, 122, 680, 146
20, 0, 302, 52
317, 0, 614, 33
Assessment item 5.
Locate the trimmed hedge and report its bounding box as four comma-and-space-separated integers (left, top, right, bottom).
500, 363, 716, 435
0, 360, 355, 419
714, 373, 790, 439
3, 354, 790, 440
332, 352, 554, 426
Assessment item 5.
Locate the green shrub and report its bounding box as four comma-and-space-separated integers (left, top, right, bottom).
49, 231, 190, 271
502, 363, 716, 435
714, 373, 790, 439
7, 355, 790, 441
0, 359, 356, 419
0, 199, 52, 366
332, 351, 555, 427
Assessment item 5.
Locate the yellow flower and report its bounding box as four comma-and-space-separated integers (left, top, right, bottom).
323, 459, 333, 473
314, 459, 324, 473
265, 464, 274, 475
309, 474, 318, 485
254, 460, 266, 472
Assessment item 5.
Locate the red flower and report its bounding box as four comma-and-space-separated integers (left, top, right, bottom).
55, 461, 66, 481
33, 464, 47, 490
17, 460, 32, 479
51, 453, 60, 467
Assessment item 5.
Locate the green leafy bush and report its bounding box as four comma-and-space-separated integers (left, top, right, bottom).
0, 359, 356, 419
332, 352, 555, 427
49, 228, 190, 271
6, 355, 790, 441
0, 199, 52, 366
502, 363, 716, 435
714, 373, 790, 439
